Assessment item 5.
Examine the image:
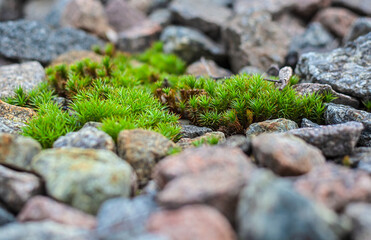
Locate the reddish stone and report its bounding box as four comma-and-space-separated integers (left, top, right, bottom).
147, 205, 236, 240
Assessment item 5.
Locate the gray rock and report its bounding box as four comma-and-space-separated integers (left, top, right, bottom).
296, 33, 371, 102
0, 205, 15, 226
246, 118, 298, 137
24, 0, 58, 21
0, 20, 103, 64
345, 17, 371, 42
252, 133, 325, 176
293, 83, 360, 108
44, 0, 72, 28
180, 124, 212, 138
0, 0, 24, 21
355, 148, 371, 172
222, 10, 290, 72
238, 66, 265, 75
0, 62, 45, 99
324, 103, 371, 147
0, 117, 27, 134
82, 121, 103, 129
160, 25, 225, 64
219, 135, 251, 155
31, 148, 133, 214
345, 203, 371, 240
53, 126, 115, 152
237, 170, 349, 240
0, 133, 42, 171
170, 0, 232, 38
332, 0, 371, 16
185, 58, 232, 78
149, 8, 172, 27
288, 122, 364, 157
301, 118, 320, 128
233, 0, 295, 17
0, 165, 42, 212
97, 195, 158, 240
0, 221, 92, 240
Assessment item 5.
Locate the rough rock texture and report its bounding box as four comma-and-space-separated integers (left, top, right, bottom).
296, 33, 371, 103
154, 146, 255, 221
176, 131, 225, 149
0, 100, 36, 123
0, 0, 24, 21
31, 148, 133, 214
147, 205, 236, 240
53, 126, 115, 152
0, 117, 27, 134
223, 10, 290, 72
0, 133, 41, 171
332, 0, 371, 16
314, 7, 358, 39
50, 50, 103, 66
186, 59, 232, 78
0, 62, 45, 99
105, 0, 146, 33
294, 163, 371, 211
160, 25, 225, 64
180, 124, 212, 138
0, 221, 91, 240
117, 21, 162, 53
117, 129, 175, 187
0, 165, 42, 212
344, 203, 371, 240
293, 83, 359, 108
0, 20, 103, 64
97, 195, 158, 239
237, 170, 349, 240
246, 118, 298, 137
170, 0, 232, 38
252, 133, 325, 176
149, 8, 173, 27
345, 18, 371, 43
220, 135, 251, 155
287, 121, 364, 157
18, 196, 96, 229
324, 103, 371, 147
0, 204, 15, 226
301, 118, 320, 128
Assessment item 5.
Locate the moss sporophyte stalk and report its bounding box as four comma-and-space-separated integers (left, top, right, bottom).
2, 42, 334, 148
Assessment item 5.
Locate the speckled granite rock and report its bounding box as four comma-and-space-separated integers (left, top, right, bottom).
0, 117, 27, 134
0, 165, 42, 212
301, 118, 320, 128
0, 133, 41, 170
287, 121, 364, 157
296, 33, 371, 102
176, 131, 225, 149
160, 25, 225, 64
0, 100, 36, 123
53, 126, 115, 152
50, 50, 103, 66
0, 20, 103, 64
31, 148, 133, 214
324, 103, 371, 147
0, 62, 45, 99
246, 118, 298, 137
117, 129, 175, 187
180, 124, 212, 138
252, 133, 325, 176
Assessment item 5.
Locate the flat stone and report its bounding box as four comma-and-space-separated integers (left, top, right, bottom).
332, 0, 371, 16
237, 170, 349, 240
0, 133, 41, 171
0, 165, 42, 212
324, 103, 371, 147
154, 146, 255, 221
296, 33, 371, 103
176, 131, 225, 149
252, 133, 325, 176
31, 148, 133, 214
160, 25, 225, 64
18, 196, 96, 229
0, 62, 45, 99
294, 163, 371, 211
117, 129, 175, 187
0, 204, 15, 226
293, 83, 359, 108
50, 50, 103, 66
246, 118, 298, 137
313, 7, 358, 39
117, 21, 162, 53
53, 126, 115, 152
345, 17, 371, 43
170, 0, 232, 38
287, 122, 364, 157
344, 203, 371, 240
147, 205, 236, 240
0, 20, 103, 64
222, 10, 290, 72
186, 59, 232, 78
0, 221, 91, 240
180, 124, 212, 138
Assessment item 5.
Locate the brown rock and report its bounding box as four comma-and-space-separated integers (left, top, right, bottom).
314, 7, 358, 39
153, 146, 255, 221
50, 50, 103, 66
17, 196, 96, 229
0, 165, 42, 212
0, 100, 36, 123
246, 118, 298, 137
186, 58, 232, 78
293, 0, 332, 18
294, 163, 371, 211
252, 133, 325, 176
105, 0, 147, 33
147, 205, 236, 240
